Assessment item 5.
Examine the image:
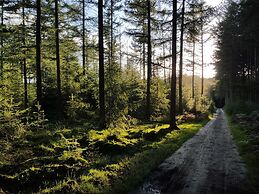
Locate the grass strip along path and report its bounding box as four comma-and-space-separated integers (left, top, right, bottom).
228, 115, 259, 193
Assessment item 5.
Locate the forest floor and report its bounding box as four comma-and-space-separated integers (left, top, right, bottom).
133, 109, 253, 194
0, 116, 208, 193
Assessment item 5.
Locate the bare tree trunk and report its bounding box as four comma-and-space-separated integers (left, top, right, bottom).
0, 1, 3, 79
168, 43, 172, 84
162, 30, 166, 81
255, 47, 258, 101
163, 43, 166, 81
179, 0, 185, 114
169, 0, 178, 130
82, 0, 86, 75
110, 0, 113, 65
22, 0, 28, 107
192, 40, 195, 99
252, 47, 256, 102
36, 0, 42, 105
146, 0, 152, 121
201, 25, 204, 97
140, 51, 142, 75
107, 0, 114, 125
55, 0, 61, 99
119, 34, 122, 70
248, 49, 252, 102
98, 0, 106, 129
143, 42, 146, 80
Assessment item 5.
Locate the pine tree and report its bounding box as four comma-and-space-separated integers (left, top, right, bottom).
146, 0, 152, 121
169, 0, 178, 130
98, 0, 106, 129
36, 0, 42, 105
179, 0, 186, 114
55, 0, 62, 103
82, 0, 86, 76
22, 0, 28, 107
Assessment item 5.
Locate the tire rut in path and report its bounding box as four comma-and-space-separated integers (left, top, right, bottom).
132, 109, 247, 194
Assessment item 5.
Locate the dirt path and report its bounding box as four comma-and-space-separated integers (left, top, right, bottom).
133, 109, 248, 194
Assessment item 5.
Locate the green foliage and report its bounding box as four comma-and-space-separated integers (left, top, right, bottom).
150, 77, 170, 121
0, 96, 28, 139
55, 134, 88, 165
105, 122, 207, 194
66, 94, 92, 122
105, 62, 127, 127
216, 0, 259, 104
0, 0, 215, 193
0, 118, 209, 193
182, 75, 214, 113
196, 95, 214, 114
120, 68, 145, 119
225, 101, 259, 115
80, 169, 112, 192
228, 115, 259, 192
30, 102, 48, 130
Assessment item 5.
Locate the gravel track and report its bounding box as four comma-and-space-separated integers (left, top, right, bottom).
133, 109, 248, 194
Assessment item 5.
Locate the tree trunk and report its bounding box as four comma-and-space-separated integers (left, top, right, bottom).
22, 0, 28, 107
82, 0, 86, 75
98, 0, 106, 129
55, 0, 61, 99
54, 0, 62, 117
36, 0, 42, 105
179, 0, 185, 114
0, 1, 4, 79
110, 0, 113, 66
254, 47, 258, 101
169, 0, 178, 130
201, 24, 204, 96
192, 40, 195, 99
119, 34, 122, 70
143, 42, 146, 80
248, 48, 252, 102
163, 40, 166, 82
146, 0, 152, 121
107, 0, 114, 125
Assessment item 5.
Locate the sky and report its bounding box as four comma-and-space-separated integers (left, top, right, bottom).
80, 0, 224, 78
201, 0, 224, 78
5, 0, 224, 79
122, 0, 225, 79
205, 0, 224, 7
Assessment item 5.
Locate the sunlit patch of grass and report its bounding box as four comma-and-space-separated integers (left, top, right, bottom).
40, 179, 79, 194
89, 128, 129, 141
85, 121, 206, 194
228, 117, 259, 192
0, 120, 208, 194
43, 121, 207, 194
109, 122, 205, 194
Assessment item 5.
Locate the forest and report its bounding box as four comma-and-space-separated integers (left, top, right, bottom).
0, 0, 259, 193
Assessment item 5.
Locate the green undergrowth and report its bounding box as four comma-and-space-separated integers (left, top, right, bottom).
227, 116, 259, 192
0, 120, 208, 194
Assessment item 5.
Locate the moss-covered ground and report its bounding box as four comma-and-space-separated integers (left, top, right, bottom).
0, 120, 208, 194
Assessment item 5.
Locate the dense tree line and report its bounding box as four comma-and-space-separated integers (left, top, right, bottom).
216, 0, 259, 107
0, 0, 214, 131
0, 1, 218, 192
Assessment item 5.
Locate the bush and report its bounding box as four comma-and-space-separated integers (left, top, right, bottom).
66, 94, 93, 122
29, 102, 48, 131
0, 96, 28, 139
225, 101, 259, 115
